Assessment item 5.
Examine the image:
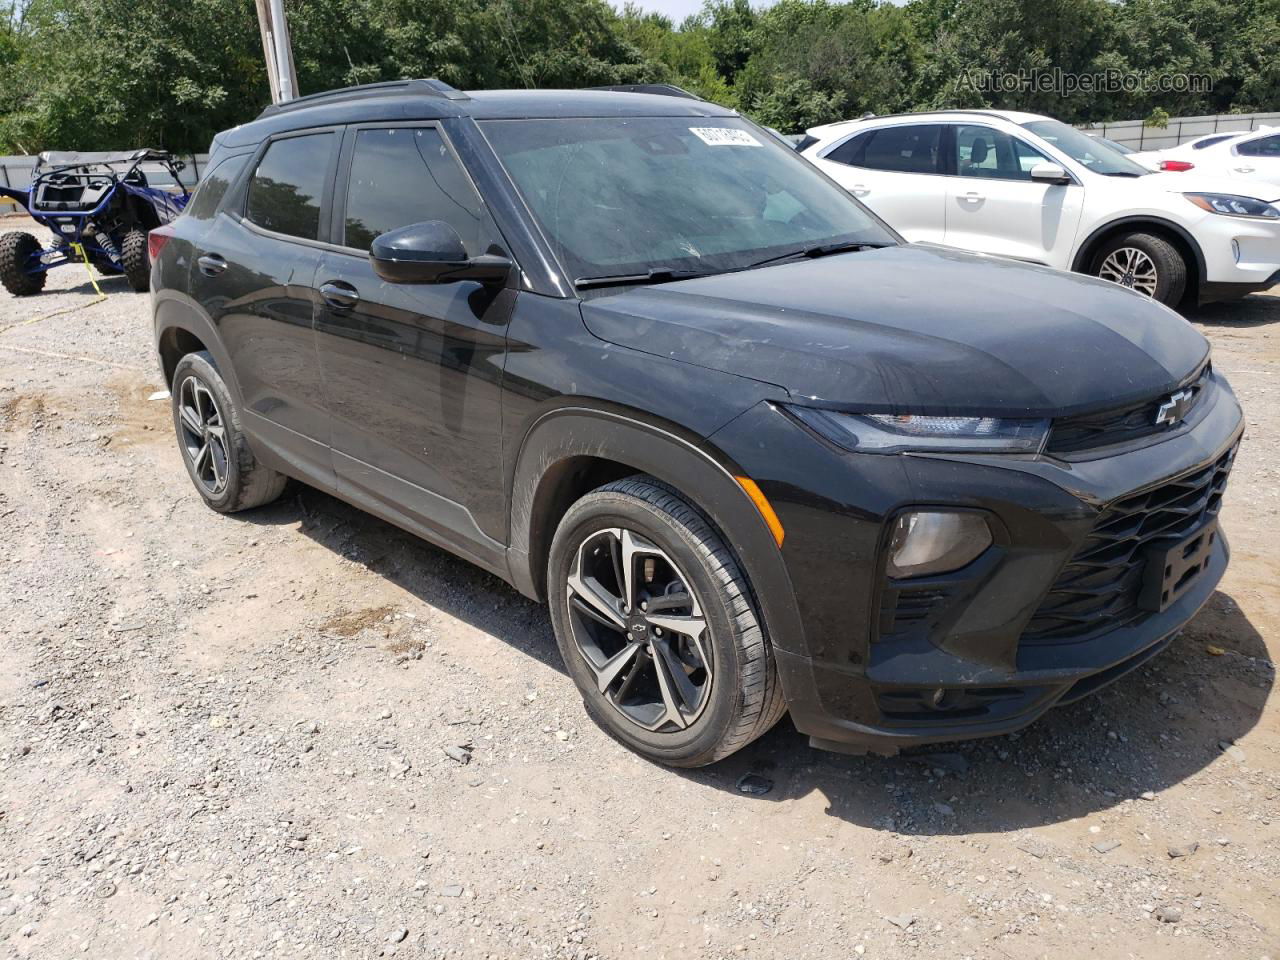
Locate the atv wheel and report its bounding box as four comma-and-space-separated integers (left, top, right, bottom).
122, 228, 150, 292
0, 232, 46, 296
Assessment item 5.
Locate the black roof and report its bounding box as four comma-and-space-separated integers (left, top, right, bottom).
217, 79, 737, 149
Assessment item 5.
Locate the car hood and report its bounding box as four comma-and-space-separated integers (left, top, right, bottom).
1138, 170, 1280, 202
580, 244, 1209, 417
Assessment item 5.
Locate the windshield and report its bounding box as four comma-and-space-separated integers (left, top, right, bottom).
1023, 120, 1150, 176
480, 117, 896, 283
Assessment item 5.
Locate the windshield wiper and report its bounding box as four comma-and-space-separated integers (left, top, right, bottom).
574, 268, 715, 290
745, 240, 893, 270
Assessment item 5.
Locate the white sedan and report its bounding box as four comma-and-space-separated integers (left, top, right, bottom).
1131, 129, 1280, 187
799, 110, 1280, 306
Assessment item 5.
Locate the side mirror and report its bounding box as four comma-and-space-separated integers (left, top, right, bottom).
370, 220, 511, 285
1029, 163, 1070, 185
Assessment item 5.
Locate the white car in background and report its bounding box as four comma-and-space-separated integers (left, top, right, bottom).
1131, 128, 1280, 186
799, 110, 1280, 307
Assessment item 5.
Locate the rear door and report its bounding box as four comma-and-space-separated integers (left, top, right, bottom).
311, 122, 514, 565
189, 129, 338, 478
1228, 133, 1280, 188
942, 123, 1084, 267
809, 123, 947, 242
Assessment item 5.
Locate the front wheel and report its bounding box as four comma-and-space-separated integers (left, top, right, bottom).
1089, 232, 1187, 306
0, 231, 46, 296
547, 477, 787, 767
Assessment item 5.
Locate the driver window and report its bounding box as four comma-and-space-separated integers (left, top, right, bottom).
342, 126, 495, 254
955, 125, 1052, 181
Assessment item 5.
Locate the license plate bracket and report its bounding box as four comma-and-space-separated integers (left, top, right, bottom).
1138, 520, 1218, 613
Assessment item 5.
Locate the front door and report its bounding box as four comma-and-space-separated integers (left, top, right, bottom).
943, 124, 1084, 268
312, 123, 514, 567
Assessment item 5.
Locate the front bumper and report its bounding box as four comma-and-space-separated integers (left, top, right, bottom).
710, 371, 1244, 754
1195, 210, 1280, 301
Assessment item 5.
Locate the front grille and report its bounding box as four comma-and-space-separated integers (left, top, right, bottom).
1022, 443, 1236, 643
1047, 366, 1209, 454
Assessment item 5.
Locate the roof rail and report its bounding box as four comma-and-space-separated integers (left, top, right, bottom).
257, 78, 469, 119
585, 84, 704, 101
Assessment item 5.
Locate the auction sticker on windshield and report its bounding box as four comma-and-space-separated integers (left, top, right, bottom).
690, 127, 762, 147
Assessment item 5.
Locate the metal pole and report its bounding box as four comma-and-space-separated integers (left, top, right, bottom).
267, 0, 297, 102
254, 0, 281, 104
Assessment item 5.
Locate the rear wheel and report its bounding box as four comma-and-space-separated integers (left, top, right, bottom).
548, 477, 787, 767
0, 231, 46, 296
1090, 231, 1187, 306
171, 351, 287, 513
121, 228, 149, 292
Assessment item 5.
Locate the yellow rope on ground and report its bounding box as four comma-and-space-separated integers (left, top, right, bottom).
0, 242, 109, 332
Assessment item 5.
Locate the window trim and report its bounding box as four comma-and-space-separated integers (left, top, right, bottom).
330, 120, 497, 258
234, 125, 344, 250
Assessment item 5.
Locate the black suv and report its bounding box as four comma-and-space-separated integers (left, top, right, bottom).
151, 80, 1243, 766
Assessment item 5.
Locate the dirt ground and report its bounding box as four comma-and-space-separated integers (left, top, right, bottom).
0, 213, 1276, 960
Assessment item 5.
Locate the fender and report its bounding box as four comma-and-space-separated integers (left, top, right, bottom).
506, 406, 808, 659
1071, 215, 1207, 281
153, 289, 244, 403
0, 184, 30, 210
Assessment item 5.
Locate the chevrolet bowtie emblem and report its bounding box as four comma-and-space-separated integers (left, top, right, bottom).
1154, 389, 1194, 427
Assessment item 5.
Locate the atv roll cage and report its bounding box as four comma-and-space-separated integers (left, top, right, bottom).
0, 148, 191, 296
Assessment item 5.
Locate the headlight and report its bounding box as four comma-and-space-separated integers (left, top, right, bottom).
1184, 193, 1280, 219
887, 511, 993, 578
788, 407, 1049, 454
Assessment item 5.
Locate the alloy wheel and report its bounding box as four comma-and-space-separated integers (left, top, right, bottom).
565, 527, 713, 732
1098, 246, 1159, 297
177, 376, 230, 496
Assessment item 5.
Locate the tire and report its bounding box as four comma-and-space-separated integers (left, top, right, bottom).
548, 477, 787, 767
0, 231, 46, 296
121, 227, 150, 292
170, 351, 287, 513
1089, 231, 1187, 307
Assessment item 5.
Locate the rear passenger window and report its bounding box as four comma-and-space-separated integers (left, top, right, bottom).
184, 155, 248, 220
342, 127, 490, 253
859, 125, 943, 174
245, 133, 335, 240
1236, 134, 1280, 158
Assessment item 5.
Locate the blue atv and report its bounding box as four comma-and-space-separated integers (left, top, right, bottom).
0, 149, 189, 296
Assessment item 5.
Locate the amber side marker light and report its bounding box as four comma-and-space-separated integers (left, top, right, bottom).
735, 476, 785, 547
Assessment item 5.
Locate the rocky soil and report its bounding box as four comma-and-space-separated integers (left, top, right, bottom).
0, 214, 1277, 959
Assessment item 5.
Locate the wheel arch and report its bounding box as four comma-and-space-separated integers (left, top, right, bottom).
506, 406, 805, 660
153, 294, 242, 401
1072, 216, 1205, 299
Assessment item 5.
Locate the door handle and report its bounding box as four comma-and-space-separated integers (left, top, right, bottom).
319, 280, 360, 310
962, 191, 985, 202
197, 253, 227, 277
1234, 166, 1255, 174
850, 184, 870, 196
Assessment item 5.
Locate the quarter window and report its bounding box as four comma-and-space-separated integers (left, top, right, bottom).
342, 127, 490, 254
245, 133, 335, 240
184, 155, 248, 221
857, 125, 943, 174
824, 131, 872, 167
954, 125, 1052, 181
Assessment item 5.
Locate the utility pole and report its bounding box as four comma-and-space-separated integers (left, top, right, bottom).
254, 0, 298, 104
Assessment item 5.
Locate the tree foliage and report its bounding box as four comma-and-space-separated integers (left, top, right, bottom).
0, 0, 1276, 153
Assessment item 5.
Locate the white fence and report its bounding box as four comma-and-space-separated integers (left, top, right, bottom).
1078, 111, 1280, 151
